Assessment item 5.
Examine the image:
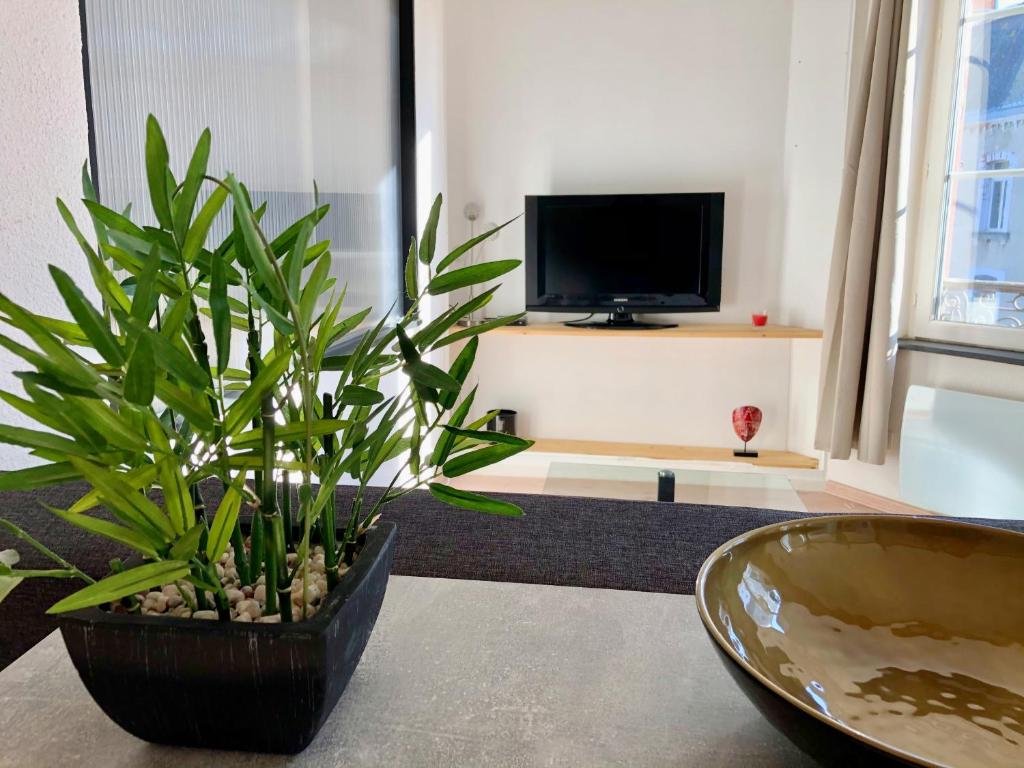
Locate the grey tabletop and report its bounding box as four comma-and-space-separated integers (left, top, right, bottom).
0, 575, 815, 767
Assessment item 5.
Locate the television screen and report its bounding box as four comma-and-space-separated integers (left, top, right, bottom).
525, 193, 723, 316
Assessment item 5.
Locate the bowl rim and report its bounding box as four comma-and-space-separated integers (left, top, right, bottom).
694, 513, 1024, 768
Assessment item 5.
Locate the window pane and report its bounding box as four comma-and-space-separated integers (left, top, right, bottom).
968, 0, 1024, 14
934, 10, 1024, 330
936, 174, 1024, 328
949, 13, 1024, 172
84, 0, 402, 333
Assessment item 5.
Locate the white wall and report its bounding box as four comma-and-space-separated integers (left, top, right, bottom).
778, 0, 855, 330
0, 0, 91, 470
419, 0, 851, 459
438, 0, 805, 323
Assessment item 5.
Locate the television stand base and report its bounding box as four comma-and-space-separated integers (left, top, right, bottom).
566, 311, 677, 330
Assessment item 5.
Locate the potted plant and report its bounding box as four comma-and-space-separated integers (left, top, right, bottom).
0, 116, 529, 753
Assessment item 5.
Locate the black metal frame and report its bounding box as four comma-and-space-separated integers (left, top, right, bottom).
397, 0, 417, 314
77, 0, 417, 315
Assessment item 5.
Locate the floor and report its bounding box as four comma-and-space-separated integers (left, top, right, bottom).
450, 473, 925, 516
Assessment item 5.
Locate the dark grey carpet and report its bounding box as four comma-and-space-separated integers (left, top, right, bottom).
2, 480, 1023, 671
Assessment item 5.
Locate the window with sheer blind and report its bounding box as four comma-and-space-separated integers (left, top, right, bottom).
81, 0, 412, 333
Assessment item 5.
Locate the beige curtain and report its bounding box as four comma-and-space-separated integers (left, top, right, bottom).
815, 0, 914, 464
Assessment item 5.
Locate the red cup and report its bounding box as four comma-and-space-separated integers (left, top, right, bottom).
752, 312, 768, 327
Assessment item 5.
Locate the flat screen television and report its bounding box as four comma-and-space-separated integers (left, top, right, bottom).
525, 192, 723, 328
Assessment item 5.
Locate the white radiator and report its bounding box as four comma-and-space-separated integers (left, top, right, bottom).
900, 385, 1024, 519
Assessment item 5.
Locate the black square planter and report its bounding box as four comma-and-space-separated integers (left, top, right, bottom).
58, 521, 396, 754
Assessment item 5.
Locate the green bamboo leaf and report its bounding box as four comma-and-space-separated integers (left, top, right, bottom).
46, 505, 159, 559
0, 425, 91, 457
338, 385, 385, 406
443, 426, 531, 447
80, 200, 149, 241
230, 418, 348, 449
249, 289, 294, 335
299, 252, 332, 328
115, 315, 208, 390
194, 286, 247, 315
314, 292, 345, 365
413, 286, 498, 350
409, 413, 422, 475
182, 184, 228, 264
428, 483, 523, 516
268, 204, 329, 257
157, 296, 192, 339
285, 219, 313, 298
433, 312, 526, 349
47, 559, 190, 614
0, 390, 77, 438
0, 335, 94, 397
210, 253, 231, 372
442, 442, 529, 478
405, 236, 418, 298
172, 127, 211, 243
226, 174, 282, 302
124, 332, 155, 406
170, 522, 206, 561
68, 463, 158, 513
406, 360, 461, 392
70, 397, 150, 453
0, 462, 80, 491
0, 294, 100, 387
48, 266, 124, 366
205, 477, 244, 562
427, 260, 520, 296
68, 457, 175, 542
28, 314, 91, 346
12, 372, 101, 401
129, 245, 161, 324
155, 455, 194, 535
431, 386, 477, 466
224, 454, 305, 472
439, 336, 477, 409
145, 115, 173, 229
81, 162, 107, 246
155, 380, 214, 432
395, 323, 420, 363
0, 573, 23, 605
461, 409, 501, 433
102, 244, 183, 299
419, 193, 442, 264
57, 199, 132, 314
224, 348, 290, 435
436, 214, 521, 273
325, 307, 373, 350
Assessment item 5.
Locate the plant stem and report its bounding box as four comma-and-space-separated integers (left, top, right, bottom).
229, 518, 250, 586
205, 562, 231, 621
281, 472, 292, 548
321, 392, 339, 590
260, 393, 280, 617
0, 518, 94, 585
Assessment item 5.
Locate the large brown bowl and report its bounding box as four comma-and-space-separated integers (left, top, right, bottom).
696, 515, 1024, 767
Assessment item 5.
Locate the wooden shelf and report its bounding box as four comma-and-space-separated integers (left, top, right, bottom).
528, 438, 819, 470
484, 322, 822, 340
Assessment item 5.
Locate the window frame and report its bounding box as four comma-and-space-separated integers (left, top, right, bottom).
910, 0, 1024, 352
